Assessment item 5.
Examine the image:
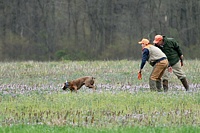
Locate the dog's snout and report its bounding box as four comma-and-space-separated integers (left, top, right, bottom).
62, 83, 67, 90
62, 86, 66, 90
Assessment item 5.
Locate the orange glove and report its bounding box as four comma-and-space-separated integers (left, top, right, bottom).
138, 72, 142, 80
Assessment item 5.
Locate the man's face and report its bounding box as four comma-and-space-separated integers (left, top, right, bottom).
156, 39, 163, 46
141, 43, 146, 49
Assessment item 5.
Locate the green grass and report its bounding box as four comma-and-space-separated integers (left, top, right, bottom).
1, 92, 199, 127
0, 60, 200, 132
0, 125, 200, 133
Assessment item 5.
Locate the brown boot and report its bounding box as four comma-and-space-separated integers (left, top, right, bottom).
180, 78, 189, 91
163, 79, 168, 92
156, 80, 162, 92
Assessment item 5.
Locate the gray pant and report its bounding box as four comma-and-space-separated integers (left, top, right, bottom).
162, 60, 186, 80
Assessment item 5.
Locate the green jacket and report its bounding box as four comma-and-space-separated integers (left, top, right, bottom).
155, 36, 183, 66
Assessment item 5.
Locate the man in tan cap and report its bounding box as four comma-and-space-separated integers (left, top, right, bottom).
153, 35, 189, 91
138, 38, 168, 91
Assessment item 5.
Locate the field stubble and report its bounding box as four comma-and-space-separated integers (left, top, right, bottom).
0, 60, 200, 128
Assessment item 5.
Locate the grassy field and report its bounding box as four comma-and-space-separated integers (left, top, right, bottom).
0, 60, 200, 132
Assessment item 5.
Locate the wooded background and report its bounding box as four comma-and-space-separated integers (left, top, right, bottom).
0, 0, 199, 61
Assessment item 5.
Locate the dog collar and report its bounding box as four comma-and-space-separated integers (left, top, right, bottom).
65, 81, 69, 88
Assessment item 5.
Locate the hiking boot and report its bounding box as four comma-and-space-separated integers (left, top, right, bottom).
156, 80, 162, 92
163, 79, 168, 92
149, 79, 157, 91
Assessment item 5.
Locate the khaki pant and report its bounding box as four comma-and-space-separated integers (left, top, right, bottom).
162, 60, 186, 80
150, 59, 168, 81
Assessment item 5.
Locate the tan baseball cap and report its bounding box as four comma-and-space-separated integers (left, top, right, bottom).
138, 38, 150, 45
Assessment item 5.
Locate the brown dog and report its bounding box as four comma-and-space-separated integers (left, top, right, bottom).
62, 76, 96, 92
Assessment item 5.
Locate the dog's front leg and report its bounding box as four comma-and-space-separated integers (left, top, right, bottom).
91, 86, 96, 91
73, 86, 78, 93
86, 84, 96, 91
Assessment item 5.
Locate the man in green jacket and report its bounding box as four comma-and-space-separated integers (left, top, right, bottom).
153, 35, 189, 91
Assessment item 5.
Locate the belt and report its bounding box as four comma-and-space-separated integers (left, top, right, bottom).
156, 57, 167, 63
150, 57, 167, 66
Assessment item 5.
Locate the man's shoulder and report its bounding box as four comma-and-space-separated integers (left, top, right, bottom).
164, 37, 177, 45
165, 37, 176, 42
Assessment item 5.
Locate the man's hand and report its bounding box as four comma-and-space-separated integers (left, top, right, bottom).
180, 55, 184, 60
180, 55, 184, 66
180, 61, 183, 66
168, 67, 173, 73
138, 70, 142, 80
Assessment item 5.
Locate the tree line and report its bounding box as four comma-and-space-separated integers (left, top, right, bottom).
0, 0, 199, 61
